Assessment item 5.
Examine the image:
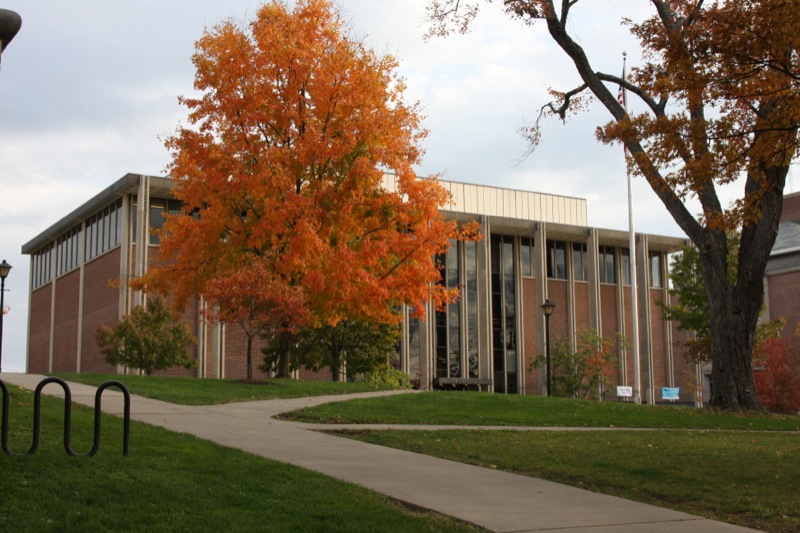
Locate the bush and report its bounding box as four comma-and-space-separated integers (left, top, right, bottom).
753, 337, 800, 414
96, 297, 196, 375
360, 365, 412, 389
530, 328, 625, 400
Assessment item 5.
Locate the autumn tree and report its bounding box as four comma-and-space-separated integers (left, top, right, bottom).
137, 0, 477, 378
96, 297, 196, 376
429, 0, 800, 411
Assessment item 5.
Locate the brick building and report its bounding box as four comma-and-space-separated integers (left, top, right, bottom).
22, 173, 696, 403
764, 191, 800, 339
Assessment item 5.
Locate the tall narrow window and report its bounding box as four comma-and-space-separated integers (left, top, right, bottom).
547, 240, 567, 279
520, 237, 533, 277
491, 235, 517, 394
572, 242, 588, 281
465, 240, 479, 378
598, 246, 616, 284
435, 240, 462, 379
620, 248, 631, 285
149, 198, 166, 245
650, 251, 663, 288
406, 311, 421, 383
447, 240, 461, 378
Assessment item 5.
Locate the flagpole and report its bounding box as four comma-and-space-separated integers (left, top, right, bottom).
620, 51, 642, 404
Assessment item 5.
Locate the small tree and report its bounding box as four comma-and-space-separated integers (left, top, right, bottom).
96, 297, 196, 376
262, 319, 400, 381
665, 239, 785, 365
531, 328, 623, 400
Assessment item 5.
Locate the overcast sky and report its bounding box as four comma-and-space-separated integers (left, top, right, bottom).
0, 1, 781, 373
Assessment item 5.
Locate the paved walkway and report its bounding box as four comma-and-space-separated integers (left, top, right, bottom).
1, 373, 762, 533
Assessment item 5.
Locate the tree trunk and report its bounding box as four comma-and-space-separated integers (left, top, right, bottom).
276, 330, 293, 378
704, 271, 762, 411
330, 337, 342, 382
245, 335, 253, 380
701, 165, 785, 412
331, 352, 341, 382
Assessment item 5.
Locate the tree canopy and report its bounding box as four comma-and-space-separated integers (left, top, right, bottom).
136, 0, 478, 378
429, 0, 800, 411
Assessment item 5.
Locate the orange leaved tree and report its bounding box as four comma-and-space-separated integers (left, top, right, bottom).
137, 0, 477, 378
428, 0, 800, 411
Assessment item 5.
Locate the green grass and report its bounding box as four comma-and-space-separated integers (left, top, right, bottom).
281, 390, 800, 430
337, 429, 800, 533
52, 372, 394, 405
0, 385, 482, 533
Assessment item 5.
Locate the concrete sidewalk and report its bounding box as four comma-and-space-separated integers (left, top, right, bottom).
1, 373, 762, 533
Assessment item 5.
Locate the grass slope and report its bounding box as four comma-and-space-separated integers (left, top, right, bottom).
337, 428, 799, 533
0, 385, 481, 533
282, 390, 800, 430
53, 372, 394, 405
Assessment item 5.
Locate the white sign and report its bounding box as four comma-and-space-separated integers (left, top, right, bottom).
617, 386, 633, 397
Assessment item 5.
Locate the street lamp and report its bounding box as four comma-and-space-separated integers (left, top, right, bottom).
541, 298, 555, 397
0, 259, 11, 373
0, 9, 21, 59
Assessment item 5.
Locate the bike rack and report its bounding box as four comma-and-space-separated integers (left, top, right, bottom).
1, 376, 130, 457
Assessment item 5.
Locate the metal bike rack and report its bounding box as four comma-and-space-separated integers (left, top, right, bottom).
1, 376, 130, 457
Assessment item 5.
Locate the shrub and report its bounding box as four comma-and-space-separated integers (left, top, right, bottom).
360, 365, 412, 389
96, 297, 196, 375
753, 337, 800, 414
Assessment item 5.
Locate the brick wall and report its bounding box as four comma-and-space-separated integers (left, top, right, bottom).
27, 285, 52, 373
573, 282, 591, 330
52, 270, 81, 372
521, 277, 540, 394
766, 271, 800, 337
781, 191, 800, 222
80, 249, 122, 373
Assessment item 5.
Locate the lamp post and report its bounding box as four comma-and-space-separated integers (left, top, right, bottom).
541, 299, 555, 397
0, 9, 21, 62
0, 259, 11, 373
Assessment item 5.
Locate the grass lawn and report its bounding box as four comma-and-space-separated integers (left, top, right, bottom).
0, 384, 482, 533
280, 391, 799, 533
280, 390, 800, 431
281, 392, 800, 431
52, 372, 395, 405
337, 428, 799, 533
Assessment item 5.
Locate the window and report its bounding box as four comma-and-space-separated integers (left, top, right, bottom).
435, 240, 461, 379
148, 198, 183, 245
620, 248, 631, 285
85, 199, 122, 262
572, 243, 588, 281
598, 246, 616, 284
32, 244, 53, 289
650, 251, 663, 288
56, 225, 81, 277
520, 237, 534, 277
547, 240, 567, 279
465, 240, 479, 378
491, 235, 517, 394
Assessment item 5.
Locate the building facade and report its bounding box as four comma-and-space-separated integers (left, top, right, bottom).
764, 191, 800, 339
22, 173, 695, 403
